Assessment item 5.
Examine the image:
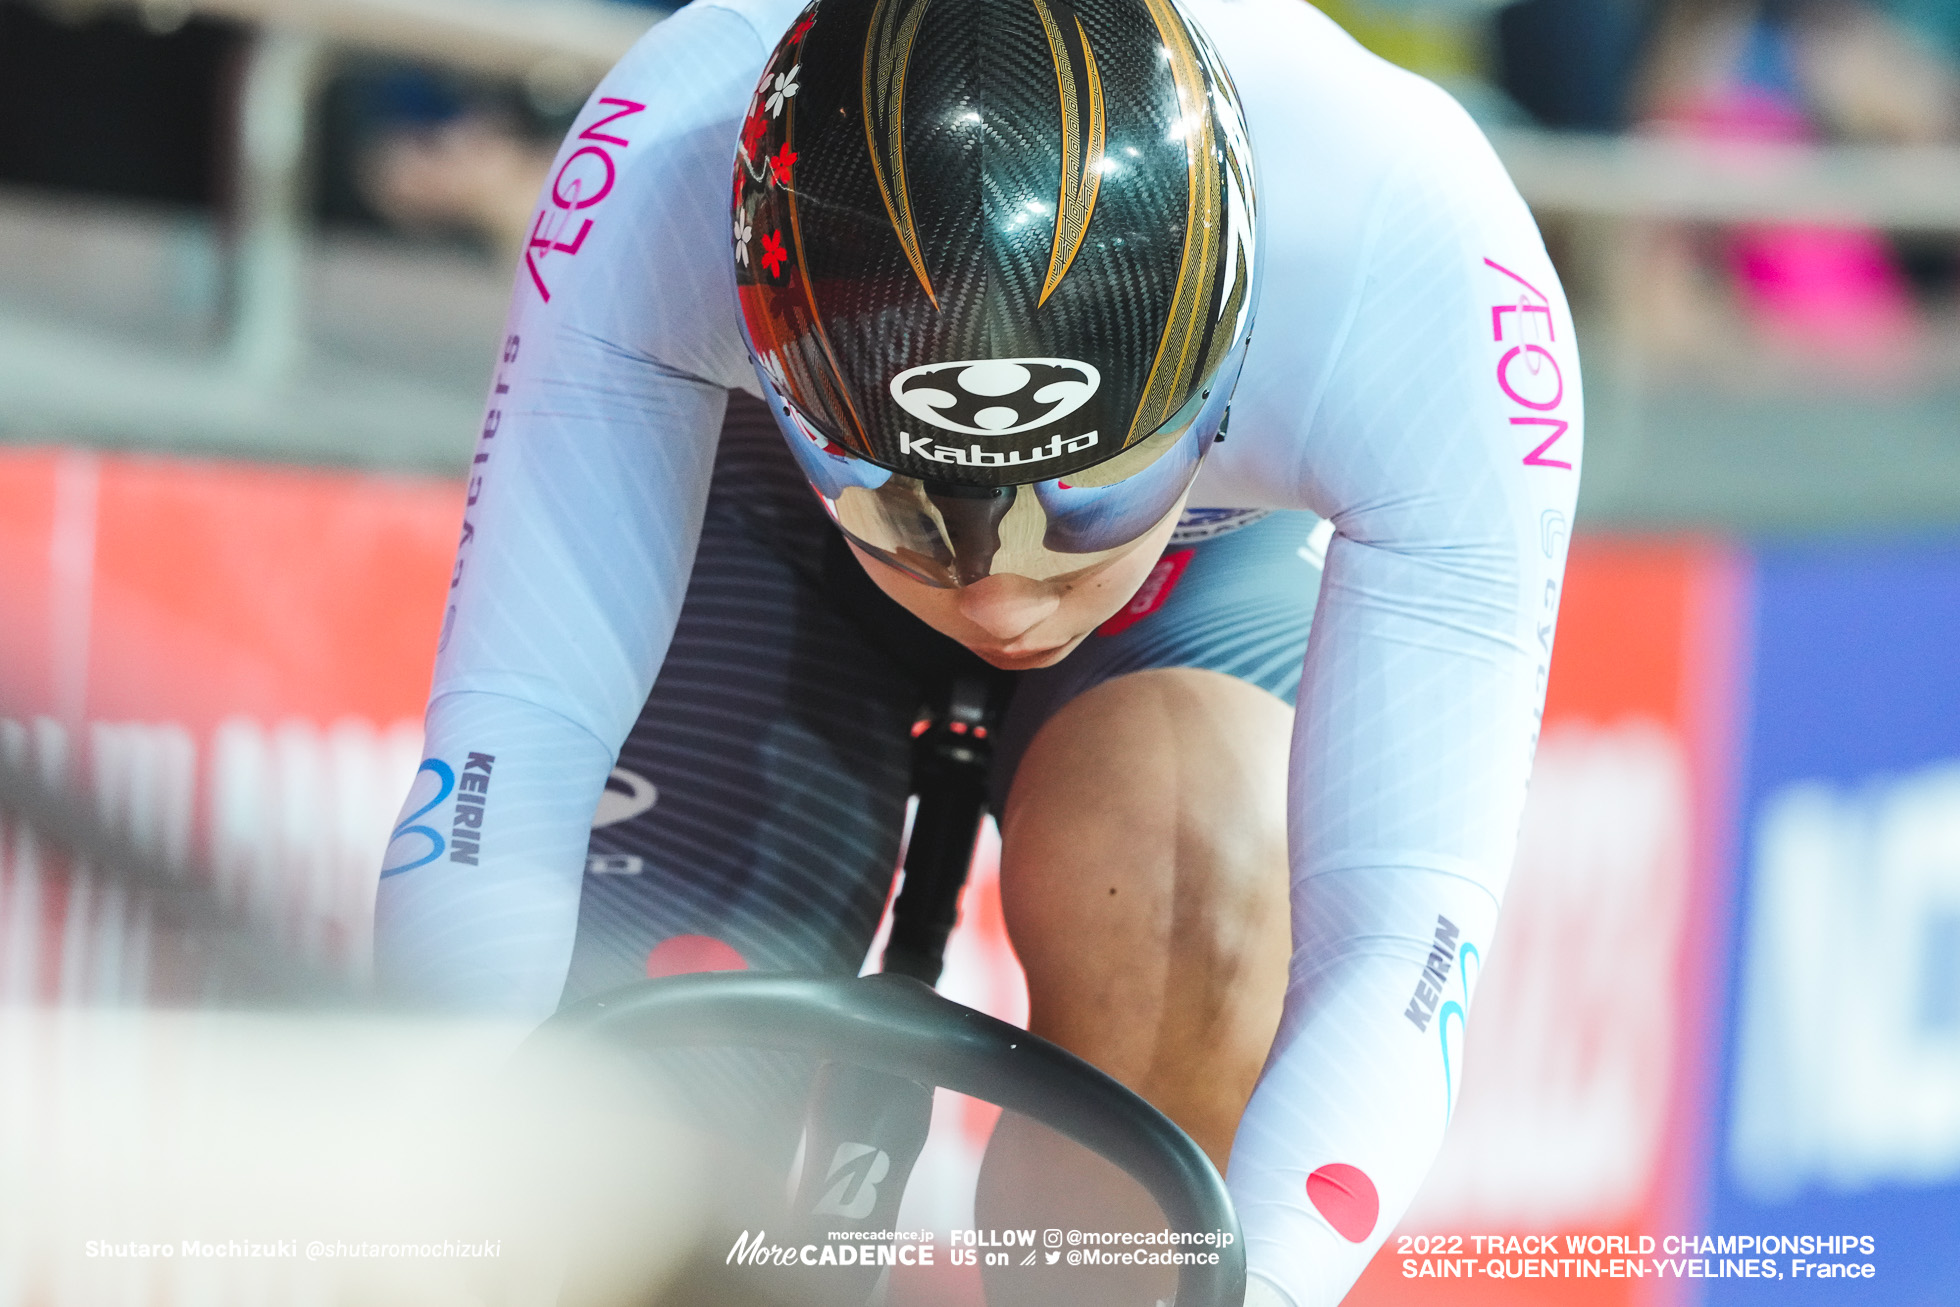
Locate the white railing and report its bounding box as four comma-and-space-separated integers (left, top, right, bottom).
188, 0, 651, 80
1491, 128, 1960, 231
20, 0, 1960, 471
0, 0, 662, 465
203, 0, 659, 384
156, 0, 1960, 374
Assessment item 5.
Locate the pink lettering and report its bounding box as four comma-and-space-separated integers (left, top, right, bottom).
1482, 257, 1550, 307
524, 213, 596, 303
552, 147, 616, 211
1491, 301, 1555, 343
1513, 417, 1572, 469
523, 110, 636, 302
540, 216, 592, 257
577, 97, 646, 148
1485, 258, 1572, 472
1496, 345, 1562, 411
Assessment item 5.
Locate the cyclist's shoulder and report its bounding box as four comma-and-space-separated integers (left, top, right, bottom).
511, 2, 787, 376
592, 0, 786, 122
690, 0, 807, 43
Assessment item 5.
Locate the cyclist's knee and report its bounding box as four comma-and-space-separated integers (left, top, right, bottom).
1001, 666, 1290, 930
997, 667, 1292, 1157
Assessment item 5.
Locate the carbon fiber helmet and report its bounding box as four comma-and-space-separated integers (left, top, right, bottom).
732, 0, 1259, 587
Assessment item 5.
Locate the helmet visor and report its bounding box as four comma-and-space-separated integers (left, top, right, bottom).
757, 339, 1244, 588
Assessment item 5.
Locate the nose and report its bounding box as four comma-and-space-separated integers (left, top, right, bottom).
956, 574, 1061, 643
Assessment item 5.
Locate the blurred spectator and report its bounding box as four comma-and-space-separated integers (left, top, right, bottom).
1630, 0, 1960, 370
355, 112, 560, 265
1880, 0, 1960, 61
1496, 0, 1658, 131
1643, 0, 1960, 143
0, 0, 627, 267
318, 3, 663, 262
1792, 0, 1959, 142
316, 60, 571, 264
0, 0, 242, 206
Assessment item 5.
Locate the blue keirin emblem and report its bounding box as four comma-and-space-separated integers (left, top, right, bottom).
380, 758, 455, 877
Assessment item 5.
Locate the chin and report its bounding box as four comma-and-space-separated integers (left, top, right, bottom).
970, 640, 1080, 671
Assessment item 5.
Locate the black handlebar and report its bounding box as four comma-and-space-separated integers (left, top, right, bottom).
541, 972, 1247, 1307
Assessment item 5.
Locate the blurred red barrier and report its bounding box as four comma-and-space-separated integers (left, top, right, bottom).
1, 450, 1765, 1299
0, 447, 460, 987
1344, 539, 1748, 1307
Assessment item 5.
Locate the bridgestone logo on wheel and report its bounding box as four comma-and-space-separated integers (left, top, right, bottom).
811, 1142, 891, 1219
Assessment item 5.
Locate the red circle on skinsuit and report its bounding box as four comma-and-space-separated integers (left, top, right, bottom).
645, 935, 748, 978
1306, 1163, 1379, 1243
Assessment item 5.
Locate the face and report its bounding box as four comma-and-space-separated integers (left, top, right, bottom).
846, 491, 1190, 670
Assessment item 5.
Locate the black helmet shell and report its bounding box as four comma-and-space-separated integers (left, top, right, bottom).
732, 0, 1258, 488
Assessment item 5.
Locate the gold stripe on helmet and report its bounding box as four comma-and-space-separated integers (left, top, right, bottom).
863, 0, 938, 307
1032, 0, 1106, 307
1126, 0, 1222, 447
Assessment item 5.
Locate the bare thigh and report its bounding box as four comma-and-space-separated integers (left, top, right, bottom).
972, 667, 1291, 1305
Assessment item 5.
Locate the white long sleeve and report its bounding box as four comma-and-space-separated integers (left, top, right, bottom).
376, 1, 766, 1018
1202, 12, 1582, 1300
374, 3, 1581, 1300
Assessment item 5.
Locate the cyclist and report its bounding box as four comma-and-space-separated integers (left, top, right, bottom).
375, 0, 1581, 1301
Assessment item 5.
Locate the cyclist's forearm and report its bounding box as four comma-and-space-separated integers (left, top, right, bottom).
374, 690, 612, 1016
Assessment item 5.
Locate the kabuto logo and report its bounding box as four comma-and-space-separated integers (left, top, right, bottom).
890, 358, 1099, 436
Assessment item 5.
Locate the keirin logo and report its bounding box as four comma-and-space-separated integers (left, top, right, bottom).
381, 759, 453, 877
811, 1142, 890, 1220
891, 358, 1099, 436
